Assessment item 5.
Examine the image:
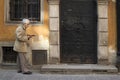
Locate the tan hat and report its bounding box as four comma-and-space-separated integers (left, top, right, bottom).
22, 18, 30, 24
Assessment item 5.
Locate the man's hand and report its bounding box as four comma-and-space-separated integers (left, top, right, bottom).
27, 34, 36, 40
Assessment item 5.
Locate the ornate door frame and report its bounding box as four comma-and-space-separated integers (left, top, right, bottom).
48, 0, 115, 65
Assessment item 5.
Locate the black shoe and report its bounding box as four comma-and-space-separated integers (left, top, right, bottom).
17, 70, 22, 73
23, 71, 32, 75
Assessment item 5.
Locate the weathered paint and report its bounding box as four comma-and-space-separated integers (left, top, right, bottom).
108, 0, 117, 51
108, 0, 117, 64
0, 0, 49, 41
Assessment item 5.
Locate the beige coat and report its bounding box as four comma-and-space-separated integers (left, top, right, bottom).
13, 25, 29, 52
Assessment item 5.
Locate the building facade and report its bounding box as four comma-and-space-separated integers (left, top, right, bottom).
0, 0, 118, 71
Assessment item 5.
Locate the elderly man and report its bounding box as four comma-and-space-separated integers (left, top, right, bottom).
13, 19, 34, 74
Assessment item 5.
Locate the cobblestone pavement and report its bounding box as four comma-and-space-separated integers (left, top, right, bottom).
0, 70, 120, 80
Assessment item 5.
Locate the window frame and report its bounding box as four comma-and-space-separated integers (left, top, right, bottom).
4, 0, 44, 25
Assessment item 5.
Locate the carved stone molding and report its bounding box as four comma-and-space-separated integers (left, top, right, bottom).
112, 0, 116, 2
48, 0, 60, 4
98, 0, 109, 4
48, 0, 60, 64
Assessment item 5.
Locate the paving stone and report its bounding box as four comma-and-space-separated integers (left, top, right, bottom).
0, 70, 120, 80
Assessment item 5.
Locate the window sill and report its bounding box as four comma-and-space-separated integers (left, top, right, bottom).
4, 21, 44, 26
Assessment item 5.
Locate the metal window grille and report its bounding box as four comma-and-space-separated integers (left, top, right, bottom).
9, 0, 40, 21
32, 50, 47, 65
2, 47, 17, 64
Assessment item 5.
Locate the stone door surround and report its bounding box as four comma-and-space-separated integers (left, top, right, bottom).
48, 0, 115, 65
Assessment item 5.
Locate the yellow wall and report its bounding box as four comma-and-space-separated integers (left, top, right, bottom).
0, 0, 116, 48
108, 0, 117, 50
0, 0, 49, 41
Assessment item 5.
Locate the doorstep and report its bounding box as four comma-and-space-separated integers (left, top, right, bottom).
40, 64, 118, 74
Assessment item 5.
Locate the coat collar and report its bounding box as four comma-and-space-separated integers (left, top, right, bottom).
21, 24, 26, 30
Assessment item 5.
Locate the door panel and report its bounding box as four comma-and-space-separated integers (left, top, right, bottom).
60, 0, 98, 64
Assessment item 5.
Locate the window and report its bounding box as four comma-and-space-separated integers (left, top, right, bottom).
2, 47, 17, 64
5, 0, 43, 24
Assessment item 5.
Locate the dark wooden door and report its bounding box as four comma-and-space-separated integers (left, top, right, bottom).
117, 0, 120, 56
60, 0, 98, 64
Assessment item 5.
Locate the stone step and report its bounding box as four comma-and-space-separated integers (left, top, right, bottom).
40, 64, 118, 74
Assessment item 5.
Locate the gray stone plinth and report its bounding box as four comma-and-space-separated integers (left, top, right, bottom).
41, 64, 118, 74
